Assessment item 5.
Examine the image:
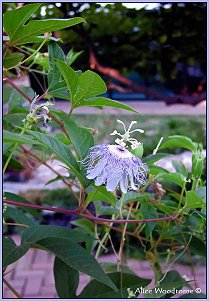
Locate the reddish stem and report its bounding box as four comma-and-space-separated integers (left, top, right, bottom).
4, 76, 32, 103
4, 200, 178, 224
4, 200, 80, 215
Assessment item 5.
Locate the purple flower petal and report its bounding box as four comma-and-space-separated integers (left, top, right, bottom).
80, 144, 149, 193
106, 176, 121, 192
120, 173, 128, 193
86, 160, 107, 179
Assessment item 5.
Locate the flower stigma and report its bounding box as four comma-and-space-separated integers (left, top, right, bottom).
110, 119, 144, 150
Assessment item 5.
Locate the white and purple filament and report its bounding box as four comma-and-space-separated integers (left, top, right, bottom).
81, 144, 149, 193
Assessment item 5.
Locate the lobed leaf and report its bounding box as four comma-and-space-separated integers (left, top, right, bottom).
74, 70, 107, 105
3, 51, 24, 69
55, 59, 79, 102
78, 96, 137, 112
3, 3, 85, 45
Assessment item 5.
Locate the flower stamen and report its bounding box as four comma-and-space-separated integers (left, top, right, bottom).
110, 119, 144, 149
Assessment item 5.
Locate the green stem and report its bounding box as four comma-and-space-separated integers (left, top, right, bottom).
3, 124, 28, 175
191, 177, 197, 191
117, 204, 133, 271
6, 37, 49, 71
178, 180, 186, 209
67, 106, 74, 118
3, 222, 29, 228
95, 215, 116, 259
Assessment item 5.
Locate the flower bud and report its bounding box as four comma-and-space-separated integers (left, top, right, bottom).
130, 143, 144, 158
192, 153, 203, 179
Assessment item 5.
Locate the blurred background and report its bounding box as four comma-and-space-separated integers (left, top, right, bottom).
28, 2, 206, 104
3, 3, 206, 298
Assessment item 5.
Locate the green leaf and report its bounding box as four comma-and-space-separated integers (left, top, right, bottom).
17, 18, 85, 45
55, 59, 79, 102
189, 236, 206, 257
27, 130, 86, 186
53, 133, 71, 145
78, 96, 137, 112
140, 199, 158, 238
48, 41, 65, 89
155, 203, 177, 215
149, 165, 169, 176
4, 192, 41, 219
32, 237, 117, 291
94, 203, 118, 216
74, 70, 107, 105
86, 186, 117, 207
52, 110, 94, 159
192, 153, 203, 179
79, 272, 151, 298
3, 51, 24, 69
3, 143, 13, 154
4, 3, 85, 45
159, 135, 197, 152
4, 206, 35, 227
71, 219, 95, 234
179, 292, 207, 299
21, 225, 93, 244
54, 257, 79, 298
3, 130, 39, 145
47, 81, 70, 101
66, 49, 83, 66
3, 86, 34, 111
116, 192, 150, 207
185, 191, 203, 209
144, 270, 189, 298
3, 3, 42, 43
143, 153, 171, 166
3, 236, 29, 268
172, 160, 188, 177
3, 155, 24, 170
156, 172, 185, 187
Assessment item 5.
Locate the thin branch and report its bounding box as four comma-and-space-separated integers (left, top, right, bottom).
21, 146, 80, 190
89, 49, 206, 105
3, 278, 22, 299
4, 200, 81, 215
3, 222, 29, 228
107, 83, 133, 94
4, 76, 32, 103
3, 199, 179, 224
4, 76, 71, 140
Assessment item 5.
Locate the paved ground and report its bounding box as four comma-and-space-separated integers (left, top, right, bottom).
54, 100, 206, 116
3, 234, 206, 298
